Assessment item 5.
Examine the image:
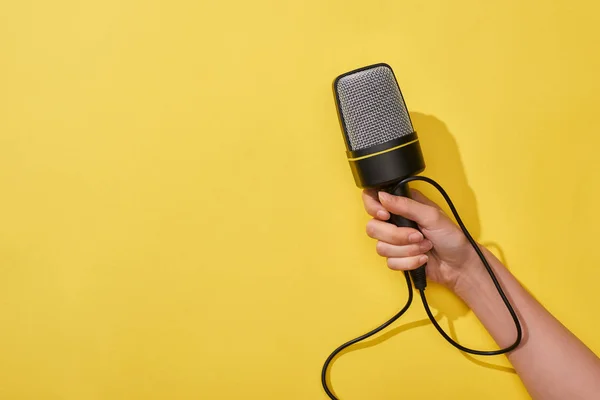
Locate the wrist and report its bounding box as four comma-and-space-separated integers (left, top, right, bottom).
452, 244, 498, 303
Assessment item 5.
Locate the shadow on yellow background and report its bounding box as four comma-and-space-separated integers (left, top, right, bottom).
326, 113, 516, 397
413, 113, 518, 374
2, 1, 600, 398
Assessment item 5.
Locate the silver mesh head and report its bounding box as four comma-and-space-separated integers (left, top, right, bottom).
335, 65, 413, 151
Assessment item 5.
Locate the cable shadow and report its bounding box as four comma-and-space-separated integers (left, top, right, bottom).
324, 314, 443, 397
408, 113, 517, 374
419, 283, 516, 375
326, 114, 518, 396
343, 314, 442, 355
445, 316, 516, 374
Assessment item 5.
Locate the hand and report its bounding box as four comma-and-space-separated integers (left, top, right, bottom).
362, 188, 478, 291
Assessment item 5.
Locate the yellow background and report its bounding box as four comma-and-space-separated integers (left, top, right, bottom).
1, 1, 600, 399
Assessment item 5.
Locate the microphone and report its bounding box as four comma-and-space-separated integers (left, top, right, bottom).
333, 63, 427, 290
322, 63, 522, 400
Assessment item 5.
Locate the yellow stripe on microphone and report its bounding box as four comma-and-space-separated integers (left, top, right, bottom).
347, 139, 419, 162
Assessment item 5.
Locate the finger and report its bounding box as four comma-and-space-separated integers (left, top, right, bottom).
378, 191, 443, 230
387, 254, 429, 271
409, 189, 442, 210
362, 190, 390, 220
376, 240, 433, 258
366, 219, 423, 245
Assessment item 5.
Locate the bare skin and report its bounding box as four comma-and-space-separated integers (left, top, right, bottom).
362, 189, 600, 400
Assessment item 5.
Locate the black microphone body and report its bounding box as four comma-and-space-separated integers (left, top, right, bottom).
386, 182, 427, 290
333, 63, 427, 289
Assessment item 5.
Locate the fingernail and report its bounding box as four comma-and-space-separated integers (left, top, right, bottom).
409, 232, 423, 243
419, 255, 428, 264
420, 240, 433, 251
378, 191, 391, 202
376, 210, 389, 219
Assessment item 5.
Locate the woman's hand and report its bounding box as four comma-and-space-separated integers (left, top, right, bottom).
364, 188, 600, 400
362, 188, 478, 291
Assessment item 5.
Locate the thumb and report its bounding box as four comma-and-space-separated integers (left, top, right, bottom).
378, 191, 443, 230
410, 189, 442, 210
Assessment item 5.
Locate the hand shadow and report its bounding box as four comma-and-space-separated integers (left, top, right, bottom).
325, 114, 516, 397
411, 112, 516, 374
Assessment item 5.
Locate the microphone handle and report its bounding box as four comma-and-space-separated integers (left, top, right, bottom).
386, 183, 427, 290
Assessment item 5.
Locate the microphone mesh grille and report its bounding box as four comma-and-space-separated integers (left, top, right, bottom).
336, 65, 413, 151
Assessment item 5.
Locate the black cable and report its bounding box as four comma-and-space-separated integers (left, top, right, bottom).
321, 176, 522, 398
400, 176, 522, 355
321, 271, 413, 400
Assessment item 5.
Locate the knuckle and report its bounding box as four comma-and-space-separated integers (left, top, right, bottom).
362, 191, 379, 216
363, 203, 376, 217
365, 221, 376, 237
386, 258, 399, 270
388, 257, 406, 271
376, 241, 387, 256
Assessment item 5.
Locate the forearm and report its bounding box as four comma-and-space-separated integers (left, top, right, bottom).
455, 247, 600, 400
